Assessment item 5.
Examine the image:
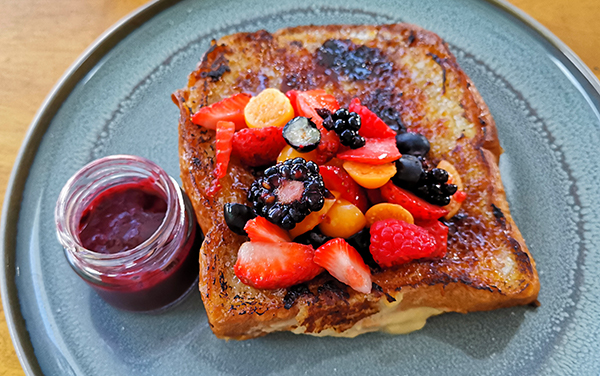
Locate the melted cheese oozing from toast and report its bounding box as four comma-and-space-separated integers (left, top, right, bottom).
291, 293, 444, 338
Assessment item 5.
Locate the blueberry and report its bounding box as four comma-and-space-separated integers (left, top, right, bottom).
223, 203, 256, 236
395, 132, 430, 157
392, 155, 424, 187
282, 117, 321, 152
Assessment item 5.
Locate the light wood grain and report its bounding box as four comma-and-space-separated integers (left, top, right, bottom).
0, 0, 598, 374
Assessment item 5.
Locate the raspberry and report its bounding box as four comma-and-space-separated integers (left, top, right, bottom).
369, 219, 437, 268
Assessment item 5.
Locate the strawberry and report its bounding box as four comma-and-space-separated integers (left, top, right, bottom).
232, 126, 287, 166
415, 219, 449, 258
314, 238, 372, 294
315, 128, 340, 165
295, 90, 339, 129
370, 219, 437, 267
295, 90, 341, 164
244, 216, 291, 243
191, 93, 251, 130
348, 98, 396, 139
234, 242, 323, 289
207, 120, 235, 196
336, 138, 401, 165
454, 190, 467, 203
285, 90, 300, 115
366, 188, 385, 206
214, 121, 235, 179
319, 165, 368, 213
380, 182, 449, 221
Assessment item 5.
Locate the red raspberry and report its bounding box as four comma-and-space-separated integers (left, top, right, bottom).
231, 126, 287, 167
369, 219, 437, 268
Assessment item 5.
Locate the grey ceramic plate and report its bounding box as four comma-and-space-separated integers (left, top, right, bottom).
2, 0, 600, 374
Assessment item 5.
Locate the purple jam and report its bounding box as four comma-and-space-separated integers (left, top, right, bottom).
75, 181, 200, 312
78, 182, 168, 254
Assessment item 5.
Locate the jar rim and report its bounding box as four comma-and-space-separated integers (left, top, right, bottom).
55, 155, 184, 267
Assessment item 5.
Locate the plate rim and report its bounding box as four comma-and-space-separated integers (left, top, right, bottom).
1, 0, 599, 374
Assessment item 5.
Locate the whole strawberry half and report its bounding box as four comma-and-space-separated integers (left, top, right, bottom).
231, 126, 287, 167
314, 238, 372, 294
234, 242, 323, 290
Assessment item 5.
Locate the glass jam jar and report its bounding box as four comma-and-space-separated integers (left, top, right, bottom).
55, 155, 201, 312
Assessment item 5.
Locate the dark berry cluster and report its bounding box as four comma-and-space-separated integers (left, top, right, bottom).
317, 108, 366, 149
392, 154, 457, 206
413, 166, 457, 206
248, 158, 326, 230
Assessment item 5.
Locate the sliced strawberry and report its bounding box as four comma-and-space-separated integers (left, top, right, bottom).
454, 190, 467, 203
214, 121, 235, 179
295, 90, 341, 164
366, 188, 385, 206
314, 238, 372, 294
244, 216, 291, 243
380, 182, 448, 221
191, 93, 251, 130
207, 120, 235, 196
319, 165, 368, 213
315, 128, 340, 165
415, 219, 449, 258
232, 126, 287, 167
348, 98, 396, 139
295, 90, 339, 129
336, 138, 401, 165
234, 242, 323, 289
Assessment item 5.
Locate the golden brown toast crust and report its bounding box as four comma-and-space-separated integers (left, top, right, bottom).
174, 24, 540, 340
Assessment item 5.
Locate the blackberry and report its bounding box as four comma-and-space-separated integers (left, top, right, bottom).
317, 108, 365, 149
392, 158, 457, 206
247, 158, 326, 230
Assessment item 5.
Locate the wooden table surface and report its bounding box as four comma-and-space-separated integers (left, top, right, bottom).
1, 0, 599, 374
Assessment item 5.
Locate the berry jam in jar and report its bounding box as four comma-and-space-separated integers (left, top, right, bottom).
55, 155, 201, 312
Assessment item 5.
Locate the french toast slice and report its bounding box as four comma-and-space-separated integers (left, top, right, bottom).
174, 24, 540, 340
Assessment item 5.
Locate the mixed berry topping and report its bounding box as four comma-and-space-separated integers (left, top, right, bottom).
318, 108, 366, 149
247, 158, 326, 230
192, 83, 467, 292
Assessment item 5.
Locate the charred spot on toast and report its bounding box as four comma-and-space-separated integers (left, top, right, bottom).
283, 283, 314, 309
316, 39, 393, 81
426, 52, 447, 95
361, 89, 406, 132
196, 42, 231, 82
372, 283, 396, 303
491, 203, 507, 229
